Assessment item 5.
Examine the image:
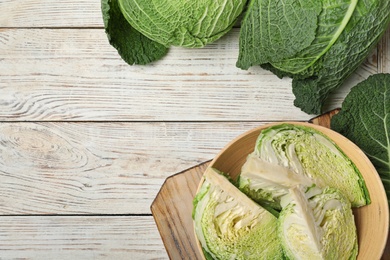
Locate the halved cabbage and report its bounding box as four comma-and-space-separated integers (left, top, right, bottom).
279, 185, 358, 259
255, 124, 370, 207
193, 167, 284, 259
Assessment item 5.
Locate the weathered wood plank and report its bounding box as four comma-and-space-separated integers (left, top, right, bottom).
0, 215, 167, 260
0, 28, 379, 121
0, 0, 103, 28
0, 121, 274, 215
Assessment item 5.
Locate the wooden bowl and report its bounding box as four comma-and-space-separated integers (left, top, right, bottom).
198, 122, 389, 259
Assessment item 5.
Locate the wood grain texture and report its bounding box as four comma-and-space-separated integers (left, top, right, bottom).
0, 28, 380, 121
0, 0, 103, 27
0, 216, 167, 259
0, 121, 275, 215
309, 109, 340, 128
151, 162, 209, 260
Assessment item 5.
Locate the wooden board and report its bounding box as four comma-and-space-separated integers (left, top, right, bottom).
151, 163, 209, 260
150, 109, 390, 260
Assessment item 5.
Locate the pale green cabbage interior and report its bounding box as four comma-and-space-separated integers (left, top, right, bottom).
279, 185, 358, 259
193, 168, 283, 259
253, 124, 370, 207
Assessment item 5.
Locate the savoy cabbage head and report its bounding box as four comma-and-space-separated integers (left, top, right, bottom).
237, 0, 390, 114
101, 0, 168, 65
102, 0, 247, 65
118, 0, 247, 48
102, 0, 390, 115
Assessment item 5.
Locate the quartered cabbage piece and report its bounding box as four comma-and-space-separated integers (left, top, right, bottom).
279, 185, 358, 260
239, 153, 320, 210
255, 124, 370, 207
193, 167, 284, 259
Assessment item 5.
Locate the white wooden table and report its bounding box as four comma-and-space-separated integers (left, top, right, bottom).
0, 1, 389, 259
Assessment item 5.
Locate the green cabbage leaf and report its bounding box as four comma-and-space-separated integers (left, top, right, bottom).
292, 0, 390, 114
118, 0, 248, 48
236, 0, 355, 73
331, 73, 390, 206
271, 0, 358, 76
236, 0, 390, 114
101, 0, 168, 65
236, 0, 322, 70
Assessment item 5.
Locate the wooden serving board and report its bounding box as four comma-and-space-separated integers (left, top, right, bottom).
150, 109, 390, 259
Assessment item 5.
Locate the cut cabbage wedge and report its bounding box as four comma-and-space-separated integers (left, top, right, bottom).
239, 154, 321, 209
279, 185, 358, 259
193, 167, 284, 259
255, 124, 370, 207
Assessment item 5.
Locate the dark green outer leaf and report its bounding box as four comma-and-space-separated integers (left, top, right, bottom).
331, 74, 390, 206
271, 0, 357, 76
236, 0, 322, 70
293, 0, 390, 114
118, 0, 247, 48
101, 0, 168, 65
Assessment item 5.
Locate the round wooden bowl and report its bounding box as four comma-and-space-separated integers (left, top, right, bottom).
197, 122, 389, 259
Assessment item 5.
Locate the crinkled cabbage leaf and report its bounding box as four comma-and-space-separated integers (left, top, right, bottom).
292, 0, 390, 114
237, 0, 390, 114
271, 0, 358, 76
118, 0, 248, 48
236, 0, 322, 70
331, 74, 390, 207
101, 0, 168, 65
